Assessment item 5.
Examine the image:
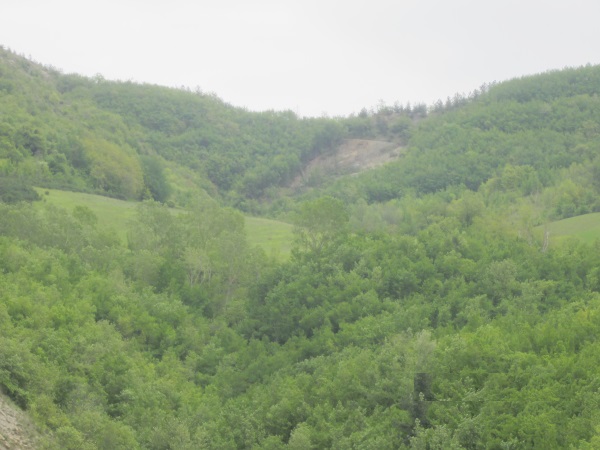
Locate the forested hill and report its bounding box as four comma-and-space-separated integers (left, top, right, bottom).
5, 47, 600, 449
0, 47, 348, 209
0, 46, 423, 212
4, 44, 599, 219
325, 65, 600, 212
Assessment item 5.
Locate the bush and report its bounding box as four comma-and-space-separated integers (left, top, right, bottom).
0, 177, 40, 203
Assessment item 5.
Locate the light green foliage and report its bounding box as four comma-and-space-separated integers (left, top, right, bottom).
35, 188, 138, 243
536, 212, 600, 245
6, 178, 600, 448
245, 216, 294, 259
83, 136, 145, 199
37, 188, 295, 256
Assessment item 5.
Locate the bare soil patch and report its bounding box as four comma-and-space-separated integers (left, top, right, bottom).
0, 395, 38, 450
291, 139, 404, 188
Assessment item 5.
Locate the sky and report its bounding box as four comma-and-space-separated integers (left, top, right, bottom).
2, 0, 600, 117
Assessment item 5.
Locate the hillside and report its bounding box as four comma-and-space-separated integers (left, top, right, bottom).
0, 48, 348, 210
4, 52, 600, 448
35, 188, 294, 257
324, 65, 600, 209
0, 47, 421, 212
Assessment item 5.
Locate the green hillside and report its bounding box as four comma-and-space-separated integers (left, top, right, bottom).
4, 51, 600, 448
36, 188, 293, 256
325, 65, 600, 211
35, 188, 138, 241
0, 47, 352, 210
538, 212, 600, 244
0, 47, 423, 213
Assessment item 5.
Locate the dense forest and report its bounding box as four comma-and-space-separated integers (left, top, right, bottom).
3, 47, 600, 448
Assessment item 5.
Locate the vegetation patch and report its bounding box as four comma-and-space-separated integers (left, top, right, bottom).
0, 178, 40, 204
245, 216, 294, 259
36, 188, 294, 255
537, 212, 600, 244
35, 188, 137, 243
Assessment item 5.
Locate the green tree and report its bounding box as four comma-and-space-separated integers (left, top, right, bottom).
140, 155, 170, 202
293, 196, 349, 257
83, 137, 144, 199
0, 177, 40, 203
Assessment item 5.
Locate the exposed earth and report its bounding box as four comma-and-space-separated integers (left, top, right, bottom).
290, 138, 405, 188
0, 395, 38, 450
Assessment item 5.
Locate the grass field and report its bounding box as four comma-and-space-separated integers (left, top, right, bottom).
245, 216, 294, 258
536, 212, 600, 245
36, 189, 294, 258
36, 188, 137, 242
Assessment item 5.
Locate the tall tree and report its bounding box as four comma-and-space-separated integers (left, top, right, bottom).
293, 196, 349, 257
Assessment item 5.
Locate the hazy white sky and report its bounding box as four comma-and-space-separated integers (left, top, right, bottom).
2, 0, 600, 117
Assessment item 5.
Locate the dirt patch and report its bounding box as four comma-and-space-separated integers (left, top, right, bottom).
0, 395, 38, 450
291, 139, 405, 189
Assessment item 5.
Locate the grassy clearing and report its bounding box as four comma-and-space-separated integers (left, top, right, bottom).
35, 188, 294, 257
245, 216, 295, 259
36, 188, 137, 243
537, 212, 600, 245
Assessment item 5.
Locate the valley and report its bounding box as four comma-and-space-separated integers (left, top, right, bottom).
2, 47, 600, 448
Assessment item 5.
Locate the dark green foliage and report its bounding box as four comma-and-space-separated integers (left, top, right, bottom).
140, 155, 170, 202
0, 177, 40, 203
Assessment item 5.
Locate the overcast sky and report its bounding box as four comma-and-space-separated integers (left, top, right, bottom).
2, 0, 600, 117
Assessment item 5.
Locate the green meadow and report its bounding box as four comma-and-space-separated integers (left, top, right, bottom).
36, 188, 294, 257
244, 215, 294, 258
537, 212, 600, 245
36, 188, 137, 242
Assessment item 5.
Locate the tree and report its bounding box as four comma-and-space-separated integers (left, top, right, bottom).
0, 177, 40, 203
293, 196, 349, 257
141, 155, 170, 202
82, 137, 144, 199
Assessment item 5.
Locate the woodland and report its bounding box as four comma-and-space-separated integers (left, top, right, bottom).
2, 46, 600, 448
